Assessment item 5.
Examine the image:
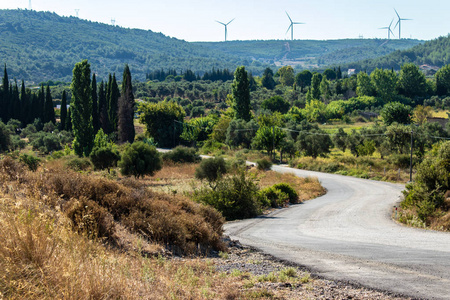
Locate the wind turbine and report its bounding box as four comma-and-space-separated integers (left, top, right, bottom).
394, 9, 412, 39
216, 18, 235, 42
285, 11, 304, 41
379, 19, 395, 39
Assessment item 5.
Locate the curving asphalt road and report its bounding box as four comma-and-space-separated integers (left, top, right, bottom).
224, 165, 450, 300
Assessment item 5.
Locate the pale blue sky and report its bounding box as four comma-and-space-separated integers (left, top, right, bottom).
1, 0, 448, 42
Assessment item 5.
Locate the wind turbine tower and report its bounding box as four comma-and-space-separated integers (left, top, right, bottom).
285, 11, 304, 41
111, 18, 116, 26
216, 18, 235, 42
379, 19, 395, 39
394, 9, 412, 39
28, 0, 32, 10
75, 9, 80, 18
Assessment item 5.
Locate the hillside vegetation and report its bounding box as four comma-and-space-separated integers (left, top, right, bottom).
344, 35, 450, 72
0, 9, 246, 83
196, 39, 421, 69
0, 9, 422, 84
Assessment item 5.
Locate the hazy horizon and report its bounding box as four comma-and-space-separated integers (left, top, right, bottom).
0, 0, 448, 42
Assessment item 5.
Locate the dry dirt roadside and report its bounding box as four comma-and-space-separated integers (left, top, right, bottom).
224, 165, 450, 300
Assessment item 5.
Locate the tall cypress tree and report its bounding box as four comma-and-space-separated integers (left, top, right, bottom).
108, 73, 120, 133
20, 80, 28, 124
65, 107, 72, 132
37, 84, 45, 121
231, 66, 251, 121
1, 65, 9, 121
118, 64, 135, 144
98, 80, 110, 134
71, 60, 94, 157
11, 81, 20, 122
43, 85, 56, 124
60, 90, 67, 130
91, 74, 99, 133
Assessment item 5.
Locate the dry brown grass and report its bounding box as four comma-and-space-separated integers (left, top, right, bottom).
144, 162, 201, 194
0, 157, 225, 256
0, 194, 246, 299
251, 169, 326, 202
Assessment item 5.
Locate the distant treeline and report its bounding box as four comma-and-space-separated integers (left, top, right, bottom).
146, 68, 235, 82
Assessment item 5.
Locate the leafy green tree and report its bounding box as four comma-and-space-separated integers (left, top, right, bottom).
231, 66, 251, 121
261, 67, 276, 90
71, 60, 94, 157
356, 72, 374, 96
225, 119, 258, 148
435, 64, 450, 96
370, 68, 397, 102
278, 66, 295, 87
319, 76, 330, 101
43, 85, 55, 124
385, 123, 411, 154
118, 64, 135, 144
138, 100, 185, 148
0, 121, 11, 152
251, 126, 286, 156
310, 73, 321, 100
60, 90, 68, 130
397, 63, 427, 98
323, 69, 336, 80
260, 96, 290, 114
295, 70, 312, 92
380, 102, 412, 125
332, 128, 348, 152
211, 116, 231, 143
119, 141, 162, 178
296, 129, 332, 158
195, 157, 228, 189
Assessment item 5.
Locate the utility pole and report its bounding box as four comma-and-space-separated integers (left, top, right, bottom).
272, 126, 275, 161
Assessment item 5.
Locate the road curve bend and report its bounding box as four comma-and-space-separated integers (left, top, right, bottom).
224, 165, 450, 300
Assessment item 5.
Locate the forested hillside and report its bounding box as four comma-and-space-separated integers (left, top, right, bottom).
195, 39, 422, 69
343, 35, 450, 72
0, 9, 250, 83
0, 9, 423, 84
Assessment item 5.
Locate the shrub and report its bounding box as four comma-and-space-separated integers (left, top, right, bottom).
195, 157, 227, 188
90, 147, 120, 171
119, 141, 162, 178
65, 156, 93, 171
388, 154, 411, 168
192, 172, 260, 220
29, 131, 62, 154
65, 197, 115, 239
19, 153, 40, 171
256, 158, 272, 170
258, 186, 289, 208
272, 183, 299, 204
0, 121, 11, 152
162, 146, 200, 163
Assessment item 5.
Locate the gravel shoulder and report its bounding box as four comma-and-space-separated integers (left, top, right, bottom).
209, 237, 412, 300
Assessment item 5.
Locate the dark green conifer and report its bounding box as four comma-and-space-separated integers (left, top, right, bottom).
60, 90, 67, 130
43, 85, 56, 124
91, 74, 99, 133
118, 64, 135, 144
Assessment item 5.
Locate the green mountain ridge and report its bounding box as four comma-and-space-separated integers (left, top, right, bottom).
0, 9, 425, 83
342, 35, 450, 73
